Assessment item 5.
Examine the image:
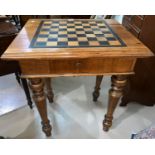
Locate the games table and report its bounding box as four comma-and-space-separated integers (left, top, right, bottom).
2, 19, 153, 137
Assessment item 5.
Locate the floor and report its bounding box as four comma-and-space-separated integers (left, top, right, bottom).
0, 74, 27, 115
0, 74, 155, 139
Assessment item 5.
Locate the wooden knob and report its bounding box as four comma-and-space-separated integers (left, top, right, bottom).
76, 62, 81, 67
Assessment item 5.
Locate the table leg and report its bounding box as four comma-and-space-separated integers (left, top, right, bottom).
29, 78, 52, 136
21, 78, 33, 109
92, 75, 103, 101
44, 78, 54, 103
103, 75, 127, 131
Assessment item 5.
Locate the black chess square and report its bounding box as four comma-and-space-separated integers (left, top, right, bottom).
87, 37, 97, 41
79, 41, 89, 46
58, 34, 68, 38
77, 34, 86, 37
48, 38, 58, 41
99, 41, 109, 46
68, 38, 78, 41
58, 42, 68, 46
85, 31, 94, 34
107, 37, 116, 41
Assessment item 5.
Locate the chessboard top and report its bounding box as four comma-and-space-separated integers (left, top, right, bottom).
29, 19, 126, 48
2, 19, 153, 60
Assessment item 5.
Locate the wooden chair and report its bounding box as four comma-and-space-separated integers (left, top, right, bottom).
0, 17, 33, 109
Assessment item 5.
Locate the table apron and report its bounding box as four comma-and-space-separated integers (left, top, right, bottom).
19, 58, 136, 78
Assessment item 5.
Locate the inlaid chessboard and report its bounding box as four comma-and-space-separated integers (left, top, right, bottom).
30, 19, 126, 48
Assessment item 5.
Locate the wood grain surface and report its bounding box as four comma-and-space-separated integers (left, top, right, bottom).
2, 19, 153, 60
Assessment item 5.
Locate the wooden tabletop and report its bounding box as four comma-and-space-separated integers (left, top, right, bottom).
1, 19, 153, 60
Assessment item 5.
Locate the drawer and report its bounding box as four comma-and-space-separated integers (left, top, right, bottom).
139, 15, 145, 19
131, 16, 144, 29
19, 58, 135, 76
20, 60, 51, 75
123, 15, 144, 29
124, 16, 132, 21
123, 15, 144, 38
50, 59, 79, 74
123, 21, 140, 38
75, 58, 134, 74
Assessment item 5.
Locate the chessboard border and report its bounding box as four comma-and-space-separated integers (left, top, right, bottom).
30, 19, 126, 48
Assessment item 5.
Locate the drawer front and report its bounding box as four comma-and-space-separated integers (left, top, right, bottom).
123, 21, 140, 38
131, 16, 144, 29
123, 15, 144, 38
139, 15, 145, 19
20, 58, 135, 77
124, 15, 132, 21
124, 15, 144, 29
50, 59, 79, 74
20, 60, 51, 75
76, 58, 134, 74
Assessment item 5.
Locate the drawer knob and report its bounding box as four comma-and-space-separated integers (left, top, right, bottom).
75, 62, 81, 67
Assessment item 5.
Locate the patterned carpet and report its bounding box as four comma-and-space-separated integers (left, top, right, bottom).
132, 124, 155, 139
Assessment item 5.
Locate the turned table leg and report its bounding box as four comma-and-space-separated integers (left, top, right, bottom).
93, 75, 103, 102
44, 78, 54, 103
21, 78, 33, 109
29, 78, 52, 136
103, 75, 127, 131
